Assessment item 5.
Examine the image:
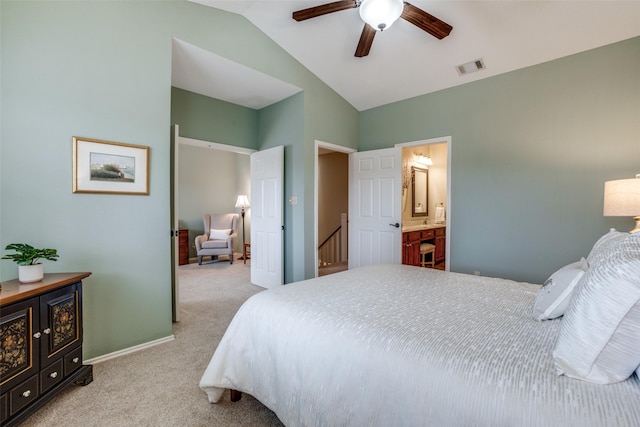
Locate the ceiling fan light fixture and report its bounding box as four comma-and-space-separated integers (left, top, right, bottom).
359, 0, 404, 31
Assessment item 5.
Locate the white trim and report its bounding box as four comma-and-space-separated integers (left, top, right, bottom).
315, 140, 357, 277
84, 335, 175, 365
178, 136, 256, 155
396, 136, 452, 271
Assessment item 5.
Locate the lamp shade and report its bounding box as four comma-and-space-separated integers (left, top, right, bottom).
235, 195, 250, 209
604, 176, 640, 234
359, 0, 404, 31
603, 177, 640, 216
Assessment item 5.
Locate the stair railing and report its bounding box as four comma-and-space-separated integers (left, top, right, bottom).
318, 213, 348, 267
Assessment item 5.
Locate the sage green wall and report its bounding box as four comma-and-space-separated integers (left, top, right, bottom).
360, 36, 640, 283
170, 87, 258, 150
1, 1, 357, 359
1, 0, 176, 358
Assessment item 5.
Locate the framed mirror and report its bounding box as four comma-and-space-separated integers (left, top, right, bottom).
412, 166, 428, 217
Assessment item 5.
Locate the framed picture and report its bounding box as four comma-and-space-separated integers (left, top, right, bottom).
73, 137, 149, 195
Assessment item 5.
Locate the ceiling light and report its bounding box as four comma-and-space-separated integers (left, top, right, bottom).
359, 0, 404, 31
414, 152, 432, 167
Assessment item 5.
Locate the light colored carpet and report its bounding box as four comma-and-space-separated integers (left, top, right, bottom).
26, 259, 284, 426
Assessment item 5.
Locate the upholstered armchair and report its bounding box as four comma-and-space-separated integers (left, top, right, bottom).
195, 213, 239, 265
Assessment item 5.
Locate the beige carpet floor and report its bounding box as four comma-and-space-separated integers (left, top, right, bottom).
26, 259, 284, 426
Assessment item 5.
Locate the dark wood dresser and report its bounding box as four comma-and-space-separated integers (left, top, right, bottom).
0, 272, 94, 426
178, 229, 189, 265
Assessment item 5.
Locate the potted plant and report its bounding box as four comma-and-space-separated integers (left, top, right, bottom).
2, 243, 59, 283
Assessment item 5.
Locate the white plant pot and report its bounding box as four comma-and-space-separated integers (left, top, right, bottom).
18, 263, 44, 283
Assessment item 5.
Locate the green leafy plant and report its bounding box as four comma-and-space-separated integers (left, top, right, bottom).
2, 243, 59, 266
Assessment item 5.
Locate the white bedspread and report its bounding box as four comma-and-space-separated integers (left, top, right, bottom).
200, 264, 640, 426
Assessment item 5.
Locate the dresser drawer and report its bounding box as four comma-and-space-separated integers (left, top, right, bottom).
178, 229, 189, 266
435, 227, 446, 236
9, 375, 39, 416
64, 346, 83, 376
40, 359, 64, 393
1, 393, 8, 424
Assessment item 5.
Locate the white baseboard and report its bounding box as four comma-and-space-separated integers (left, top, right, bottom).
84, 335, 175, 365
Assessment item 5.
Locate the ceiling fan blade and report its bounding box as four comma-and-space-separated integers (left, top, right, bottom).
355, 24, 376, 57
293, 0, 358, 22
401, 2, 452, 40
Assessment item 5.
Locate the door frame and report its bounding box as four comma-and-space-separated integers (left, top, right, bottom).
170, 125, 180, 322
314, 140, 356, 277
169, 129, 256, 321
395, 136, 451, 270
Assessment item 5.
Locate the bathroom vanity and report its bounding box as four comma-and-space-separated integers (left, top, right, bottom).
402, 224, 446, 270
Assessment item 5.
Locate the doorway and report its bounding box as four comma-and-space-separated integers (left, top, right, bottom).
315, 141, 355, 277
170, 131, 255, 321
397, 137, 451, 271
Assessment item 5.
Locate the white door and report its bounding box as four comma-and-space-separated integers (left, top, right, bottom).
170, 125, 180, 322
251, 146, 284, 288
349, 147, 402, 269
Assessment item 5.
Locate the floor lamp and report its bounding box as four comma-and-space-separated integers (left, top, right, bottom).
235, 195, 250, 258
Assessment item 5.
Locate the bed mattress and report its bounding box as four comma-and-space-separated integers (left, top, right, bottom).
200, 264, 640, 426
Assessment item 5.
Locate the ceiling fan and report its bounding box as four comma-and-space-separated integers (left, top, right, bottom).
292, 0, 452, 57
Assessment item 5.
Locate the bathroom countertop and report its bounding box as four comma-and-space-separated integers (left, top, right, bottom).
401, 223, 446, 232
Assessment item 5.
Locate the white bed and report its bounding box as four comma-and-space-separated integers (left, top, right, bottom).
200, 262, 640, 426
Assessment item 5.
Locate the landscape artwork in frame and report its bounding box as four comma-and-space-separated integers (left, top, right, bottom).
73, 137, 149, 195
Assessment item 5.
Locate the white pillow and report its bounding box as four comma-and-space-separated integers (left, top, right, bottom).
209, 228, 231, 240
532, 258, 587, 321
586, 228, 626, 266
553, 233, 640, 384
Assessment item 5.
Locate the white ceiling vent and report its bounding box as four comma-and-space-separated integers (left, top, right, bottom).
456, 58, 486, 76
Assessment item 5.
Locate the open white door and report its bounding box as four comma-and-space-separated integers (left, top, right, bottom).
251, 146, 284, 289
170, 124, 180, 322
349, 147, 402, 269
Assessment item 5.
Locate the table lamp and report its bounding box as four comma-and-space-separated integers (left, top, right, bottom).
603, 174, 640, 234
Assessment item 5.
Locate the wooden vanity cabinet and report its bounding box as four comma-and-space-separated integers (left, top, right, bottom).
0, 273, 93, 427
434, 227, 446, 270
402, 226, 445, 269
402, 231, 418, 265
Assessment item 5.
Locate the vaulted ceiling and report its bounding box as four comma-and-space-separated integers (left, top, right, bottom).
180, 1, 640, 111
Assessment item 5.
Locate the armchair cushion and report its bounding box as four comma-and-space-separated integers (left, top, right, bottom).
202, 239, 230, 249
209, 228, 232, 240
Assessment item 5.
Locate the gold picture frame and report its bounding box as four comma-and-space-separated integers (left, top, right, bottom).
73, 137, 149, 195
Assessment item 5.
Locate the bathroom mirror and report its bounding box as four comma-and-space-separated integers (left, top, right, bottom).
412, 166, 428, 217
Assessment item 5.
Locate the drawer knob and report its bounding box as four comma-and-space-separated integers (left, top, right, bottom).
33, 332, 42, 339
50, 371, 58, 378
43, 328, 51, 334
22, 390, 32, 398
72, 357, 80, 363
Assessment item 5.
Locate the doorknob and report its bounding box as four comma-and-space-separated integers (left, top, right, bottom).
389, 223, 400, 228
